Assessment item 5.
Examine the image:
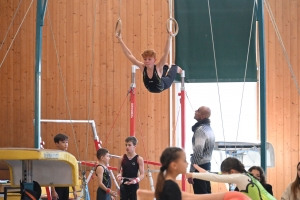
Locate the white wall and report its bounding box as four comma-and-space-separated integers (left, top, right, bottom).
174, 82, 259, 171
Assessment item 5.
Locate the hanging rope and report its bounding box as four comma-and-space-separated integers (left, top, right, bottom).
136, 111, 150, 167
185, 92, 194, 111
0, 0, 23, 51
0, 0, 34, 68
115, 0, 122, 37
136, 97, 161, 192
207, 0, 227, 154
47, 10, 82, 171
166, 0, 179, 37
264, 0, 300, 95
234, 0, 256, 151
104, 90, 131, 145
174, 105, 181, 138
84, 0, 99, 172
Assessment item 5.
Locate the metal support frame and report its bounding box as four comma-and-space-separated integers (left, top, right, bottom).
38, 119, 101, 150
257, 0, 267, 172
147, 166, 155, 191
22, 160, 33, 190
34, 0, 48, 148
39, 119, 100, 199
39, 119, 161, 195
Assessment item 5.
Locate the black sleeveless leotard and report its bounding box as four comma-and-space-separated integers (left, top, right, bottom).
143, 65, 164, 93
142, 65, 178, 93
95, 164, 111, 200
120, 154, 140, 200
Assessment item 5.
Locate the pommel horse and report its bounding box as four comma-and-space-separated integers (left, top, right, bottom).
0, 148, 78, 199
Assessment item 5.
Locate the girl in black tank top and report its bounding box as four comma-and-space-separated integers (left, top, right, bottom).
155, 147, 186, 200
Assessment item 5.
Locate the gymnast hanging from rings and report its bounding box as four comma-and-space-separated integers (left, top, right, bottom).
116, 31, 182, 93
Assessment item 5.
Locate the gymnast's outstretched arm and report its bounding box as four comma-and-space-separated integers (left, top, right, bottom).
156, 33, 172, 71
186, 164, 248, 187
186, 171, 247, 185
116, 34, 144, 69
136, 189, 250, 200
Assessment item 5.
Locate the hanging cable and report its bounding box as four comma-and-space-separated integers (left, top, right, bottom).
136, 96, 164, 192
185, 92, 194, 111
0, 0, 34, 68
47, 10, 82, 171
166, 0, 179, 37
84, 0, 99, 172
0, 0, 23, 51
136, 110, 150, 166
115, 0, 122, 37
264, 0, 300, 95
104, 90, 131, 145
235, 0, 256, 151
174, 105, 181, 139
207, 0, 227, 154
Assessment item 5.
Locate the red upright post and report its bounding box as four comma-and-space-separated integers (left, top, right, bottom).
90, 121, 102, 150
93, 137, 101, 151
178, 70, 186, 191
130, 65, 137, 136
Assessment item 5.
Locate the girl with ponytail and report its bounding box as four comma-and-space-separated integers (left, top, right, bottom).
138, 149, 250, 200
155, 147, 187, 200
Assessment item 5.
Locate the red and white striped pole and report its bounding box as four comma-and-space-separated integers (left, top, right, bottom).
178, 70, 186, 191
130, 65, 138, 136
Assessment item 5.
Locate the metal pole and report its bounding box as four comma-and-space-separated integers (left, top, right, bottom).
257, 0, 267, 171
130, 65, 137, 136
22, 160, 33, 190
179, 70, 186, 191
38, 119, 102, 150
147, 167, 155, 191
34, 0, 48, 148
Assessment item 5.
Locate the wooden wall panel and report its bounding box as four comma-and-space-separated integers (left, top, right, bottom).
0, 0, 173, 199
265, 0, 300, 199
289, 0, 299, 181
0, 0, 8, 146
1, 0, 300, 199
26, 0, 34, 147
275, 0, 285, 195
0, 0, 36, 147
283, 0, 292, 192
6, 0, 15, 143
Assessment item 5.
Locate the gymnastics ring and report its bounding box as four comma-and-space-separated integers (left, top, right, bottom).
115, 18, 122, 37
166, 18, 179, 37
